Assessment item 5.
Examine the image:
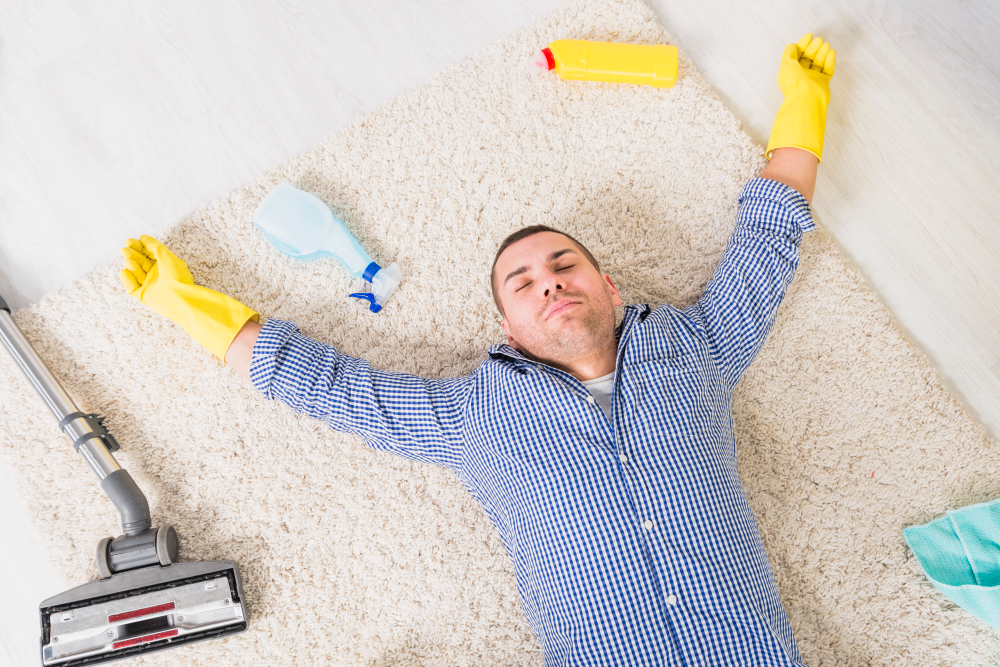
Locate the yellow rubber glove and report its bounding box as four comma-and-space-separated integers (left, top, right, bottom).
765, 33, 837, 162
119, 235, 258, 361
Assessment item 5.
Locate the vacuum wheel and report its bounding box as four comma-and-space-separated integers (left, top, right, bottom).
96, 537, 113, 579
156, 525, 179, 566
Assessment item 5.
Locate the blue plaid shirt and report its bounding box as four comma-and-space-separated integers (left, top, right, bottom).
250, 177, 816, 666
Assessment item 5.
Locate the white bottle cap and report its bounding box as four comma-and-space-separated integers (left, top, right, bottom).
371, 263, 402, 307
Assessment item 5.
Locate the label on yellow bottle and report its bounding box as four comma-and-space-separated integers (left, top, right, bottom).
547, 39, 678, 88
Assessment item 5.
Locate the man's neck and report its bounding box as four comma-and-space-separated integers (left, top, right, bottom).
518, 345, 617, 382
567, 354, 617, 382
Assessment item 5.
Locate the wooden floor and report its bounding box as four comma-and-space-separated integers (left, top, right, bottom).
1, 0, 998, 663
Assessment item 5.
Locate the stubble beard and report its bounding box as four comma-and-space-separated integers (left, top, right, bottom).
515, 293, 617, 370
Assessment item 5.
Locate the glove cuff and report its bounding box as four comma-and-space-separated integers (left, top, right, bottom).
765, 89, 828, 163
147, 283, 259, 361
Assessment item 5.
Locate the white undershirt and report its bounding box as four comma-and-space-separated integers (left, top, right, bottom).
580, 371, 615, 421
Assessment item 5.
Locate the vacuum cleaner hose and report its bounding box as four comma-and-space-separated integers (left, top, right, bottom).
102, 470, 152, 534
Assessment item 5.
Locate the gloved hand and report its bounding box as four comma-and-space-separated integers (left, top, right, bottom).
765, 33, 837, 162
119, 235, 258, 361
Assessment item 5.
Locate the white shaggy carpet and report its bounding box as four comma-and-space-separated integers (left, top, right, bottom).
2, 0, 999, 664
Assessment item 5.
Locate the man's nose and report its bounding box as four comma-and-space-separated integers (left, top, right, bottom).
541, 271, 564, 297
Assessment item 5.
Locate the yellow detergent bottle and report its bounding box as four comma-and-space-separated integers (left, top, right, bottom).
530, 39, 679, 88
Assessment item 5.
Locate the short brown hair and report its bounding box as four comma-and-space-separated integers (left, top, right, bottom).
490, 225, 601, 317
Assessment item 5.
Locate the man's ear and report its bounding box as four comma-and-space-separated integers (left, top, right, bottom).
604, 274, 624, 307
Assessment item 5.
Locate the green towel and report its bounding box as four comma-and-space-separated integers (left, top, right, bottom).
904, 496, 1000, 629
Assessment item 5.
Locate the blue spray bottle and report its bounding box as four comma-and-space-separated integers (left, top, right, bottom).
252, 182, 402, 312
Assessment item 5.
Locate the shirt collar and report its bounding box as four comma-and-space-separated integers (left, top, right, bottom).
487, 303, 651, 366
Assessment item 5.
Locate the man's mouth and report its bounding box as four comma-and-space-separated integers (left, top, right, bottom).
546, 300, 580, 319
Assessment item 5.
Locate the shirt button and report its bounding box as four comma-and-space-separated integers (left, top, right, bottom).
619, 453, 628, 464
643, 519, 653, 530
587, 395, 596, 404
667, 595, 677, 606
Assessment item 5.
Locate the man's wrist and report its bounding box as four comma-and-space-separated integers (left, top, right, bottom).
759, 147, 818, 205
225, 319, 264, 381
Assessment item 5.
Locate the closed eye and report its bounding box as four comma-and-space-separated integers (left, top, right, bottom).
515, 265, 574, 292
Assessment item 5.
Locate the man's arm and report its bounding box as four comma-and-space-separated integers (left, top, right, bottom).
228, 318, 475, 473
243, 318, 473, 473
683, 175, 815, 391
121, 239, 472, 474
676, 33, 834, 389
225, 319, 262, 381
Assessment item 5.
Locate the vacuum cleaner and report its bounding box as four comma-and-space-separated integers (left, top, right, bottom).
0, 291, 249, 665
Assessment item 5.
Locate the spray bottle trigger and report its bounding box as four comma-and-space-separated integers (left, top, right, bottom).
348, 292, 383, 313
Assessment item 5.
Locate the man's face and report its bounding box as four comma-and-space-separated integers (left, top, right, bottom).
495, 232, 622, 365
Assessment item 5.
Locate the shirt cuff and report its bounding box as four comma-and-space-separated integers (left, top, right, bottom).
249, 318, 301, 399
738, 177, 817, 233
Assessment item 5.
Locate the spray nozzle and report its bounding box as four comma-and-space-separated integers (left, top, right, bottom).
348, 262, 402, 313
348, 292, 382, 313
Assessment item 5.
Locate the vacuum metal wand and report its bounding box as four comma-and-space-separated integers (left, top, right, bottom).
0, 295, 151, 535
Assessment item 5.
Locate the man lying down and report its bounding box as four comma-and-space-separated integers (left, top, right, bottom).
118, 34, 836, 667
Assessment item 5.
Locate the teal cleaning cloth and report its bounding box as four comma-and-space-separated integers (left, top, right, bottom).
904, 496, 1000, 629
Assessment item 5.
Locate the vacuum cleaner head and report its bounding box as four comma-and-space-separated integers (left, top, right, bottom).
40, 560, 248, 666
